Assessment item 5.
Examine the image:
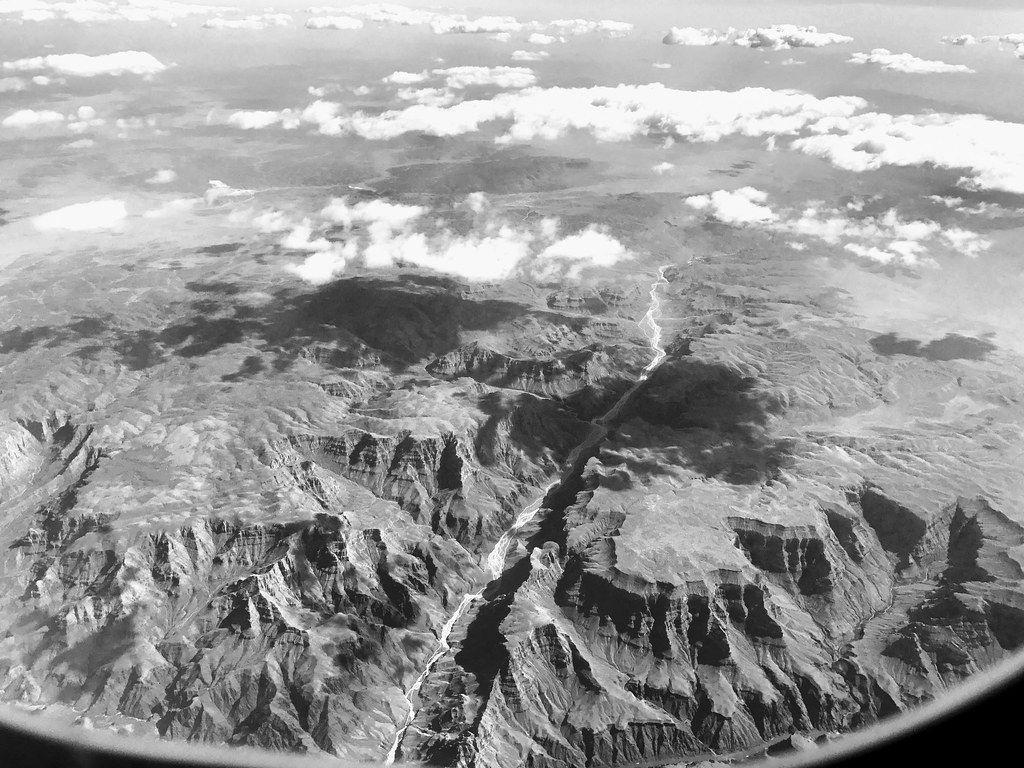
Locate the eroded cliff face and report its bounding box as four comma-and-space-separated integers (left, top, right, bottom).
1, 240, 1023, 767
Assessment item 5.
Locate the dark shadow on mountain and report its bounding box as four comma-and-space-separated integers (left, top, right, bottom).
1, 276, 550, 374
617, 358, 794, 485
870, 332, 996, 362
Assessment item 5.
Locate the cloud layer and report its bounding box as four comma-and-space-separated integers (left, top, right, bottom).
848, 48, 974, 74
663, 25, 852, 50
2, 50, 166, 77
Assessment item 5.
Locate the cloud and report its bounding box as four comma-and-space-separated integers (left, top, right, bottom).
2, 108, 64, 127
941, 34, 979, 45
0, 76, 26, 92
434, 65, 536, 89
280, 192, 631, 284
236, 84, 865, 145
146, 168, 177, 184
382, 70, 429, 84
0, 0, 231, 24
663, 27, 732, 46
528, 33, 559, 45
511, 50, 549, 62
652, 162, 674, 174
203, 14, 291, 30
32, 199, 127, 231
848, 48, 975, 73
143, 197, 199, 218
683, 187, 991, 266
664, 25, 852, 50
204, 179, 254, 204
430, 15, 523, 35
684, 187, 778, 224
305, 15, 363, 30
792, 111, 1024, 194
652, 62, 672, 69
548, 19, 632, 37
2, 51, 166, 77
535, 227, 632, 279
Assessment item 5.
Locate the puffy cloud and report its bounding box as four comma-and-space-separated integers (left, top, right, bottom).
228, 109, 300, 129
255, 85, 865, 144
334, 3, 436, 26
0, 76, 26, 92
0, 0, 229, 24
280, 192, 630, 285
143, 197, 199, 218
434, 65, 535, 89
652, 62, 672, 69
204, 179, 254, 204
548, 19, 632, 37
511, 50, 549, 62
664, 24, 852, 50
280, 219, 331, 251
321, 197, 426, 232
32, 199, 127, 231
285, 244, 355, 285
792, 112, 1024, 194
684, 187, 777, 224
305, 15, 363, 30
203, 14, 291, 30
2, 50, 166, 77
382, 70, 429, 85
528, 33, 558, 45
848, 48, 974, 73
651, 161, 675, 174
663, 27, 732, 46
535, 227, 632, 279
941, 34, 978, 46
145, 168, 177, 184
2, 108, 64, 127
430, 15, 522, 35
683, 187, 991, 266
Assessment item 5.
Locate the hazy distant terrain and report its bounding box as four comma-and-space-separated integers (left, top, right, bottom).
2, 2, 1024, 766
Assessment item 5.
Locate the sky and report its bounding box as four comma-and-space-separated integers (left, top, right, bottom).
1, 0, 1024, 351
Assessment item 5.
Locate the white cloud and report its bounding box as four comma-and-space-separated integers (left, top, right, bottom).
0, 0, 231, 24
383, 70, 429, 85
281, 219, 331, 251
278, 192, 631, 285
548, 19, 632, 37
205, 179, 254, 204
143, 197, 199, 218
511, 50, 549, 62
792, 111, 1024, 194
682, 187, 991, 266
321, 197, 427, 231
652, 161, 675, 174
684, 187, 777, 224
528, 33, 559, 45
662, 27, 732, 46
305, 15, 363, 30
0, 76, 26, 92
535, 227, 632, 279
248, 84, 865, 145
848, 48, 974, 74
2, 108, 64, 127
430, 15, 522, 35
228, 108, 300, 130
2, 51, 166, 77
32, 199, 127, 231
664, 24, 852, 50
652, 62, 672, 69
434, 65, 535, 89
941, 34, 978, 46
203, 14, 291, 30
285, 244, 354, 285
145, 168, 177, 184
